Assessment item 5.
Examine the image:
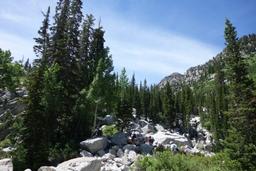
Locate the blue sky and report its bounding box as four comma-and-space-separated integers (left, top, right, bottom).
0, 0, 255, 84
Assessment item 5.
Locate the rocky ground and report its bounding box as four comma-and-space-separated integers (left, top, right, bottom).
25, 115, 213, 171
0, 89, 214, 171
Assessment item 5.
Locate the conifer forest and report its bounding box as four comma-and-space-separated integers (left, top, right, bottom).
0, 0, 256, 171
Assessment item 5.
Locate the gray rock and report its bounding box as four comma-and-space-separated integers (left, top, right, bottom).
80, 137, 108, 153
116, 148, 124, 157
139, 144, 154, 155
102, 153, 115, 160
123, 144, 136, 151
109, 148, 116, 156
138, 120, 148, 127
56, 157, 102, 171
0, 158, 13, 171
111, 132, 128, 147
97, 149, 105, 157
141, 124, 156, 135
103, 115, 115, 125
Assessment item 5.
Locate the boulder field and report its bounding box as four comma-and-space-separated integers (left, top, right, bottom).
0, 115, 214, 171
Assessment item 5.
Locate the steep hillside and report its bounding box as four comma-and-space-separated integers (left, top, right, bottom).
159, 34, 256, 88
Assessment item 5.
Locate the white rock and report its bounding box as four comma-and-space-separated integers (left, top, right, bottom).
141, 124, 155, 135
38, 166, 56, 171
80, 150, 93, 157
155, 124, 164, 131
2, 147, 15, 153
151, 131, 190, 146
24, 169, 32, 171
102, 153, 115, 160
56, 157, 102, 171
0, 158, 13, 171
127, 150, 137, 162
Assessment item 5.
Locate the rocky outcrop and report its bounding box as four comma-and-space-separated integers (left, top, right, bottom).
158, 72, 184, 89
159, 34, 256, 88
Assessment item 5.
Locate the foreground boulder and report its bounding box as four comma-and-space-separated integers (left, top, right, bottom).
0, 158, 13, 171
80, 137, 108, 153
56, 157, 102, 171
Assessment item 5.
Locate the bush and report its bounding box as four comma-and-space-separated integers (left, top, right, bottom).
102, 124, 118, 137
48, 143, 76, 165
136, 151, 241, 171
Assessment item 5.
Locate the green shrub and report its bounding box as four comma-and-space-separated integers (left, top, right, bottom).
48, 143, 76, 165
102, 124, 118, 137
136, 151, 241, 171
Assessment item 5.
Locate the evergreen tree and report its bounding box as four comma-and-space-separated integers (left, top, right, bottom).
213, 58, 228, 150
140, 79, 150, 119
34, 6, 51, 65
224, 19, 256, 170
79, 14, 95, 87
21, 8, 51, 170
88, 26, 106, 84
162, 82, 176, 127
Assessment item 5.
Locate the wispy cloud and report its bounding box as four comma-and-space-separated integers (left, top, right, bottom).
99, 15, 221, 83
0, 0, 221, 84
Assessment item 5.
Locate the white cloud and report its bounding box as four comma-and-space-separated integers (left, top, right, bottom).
0, 0, 221, 84
99, 16, 221, 83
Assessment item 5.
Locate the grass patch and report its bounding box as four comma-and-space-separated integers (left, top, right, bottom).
136, 150, 241, 171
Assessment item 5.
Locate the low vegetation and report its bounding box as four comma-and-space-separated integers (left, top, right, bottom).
137, 151, 241, 171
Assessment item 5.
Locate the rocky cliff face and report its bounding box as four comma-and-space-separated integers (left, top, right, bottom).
158, 72, 184, 88
159, 34, 256, 88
